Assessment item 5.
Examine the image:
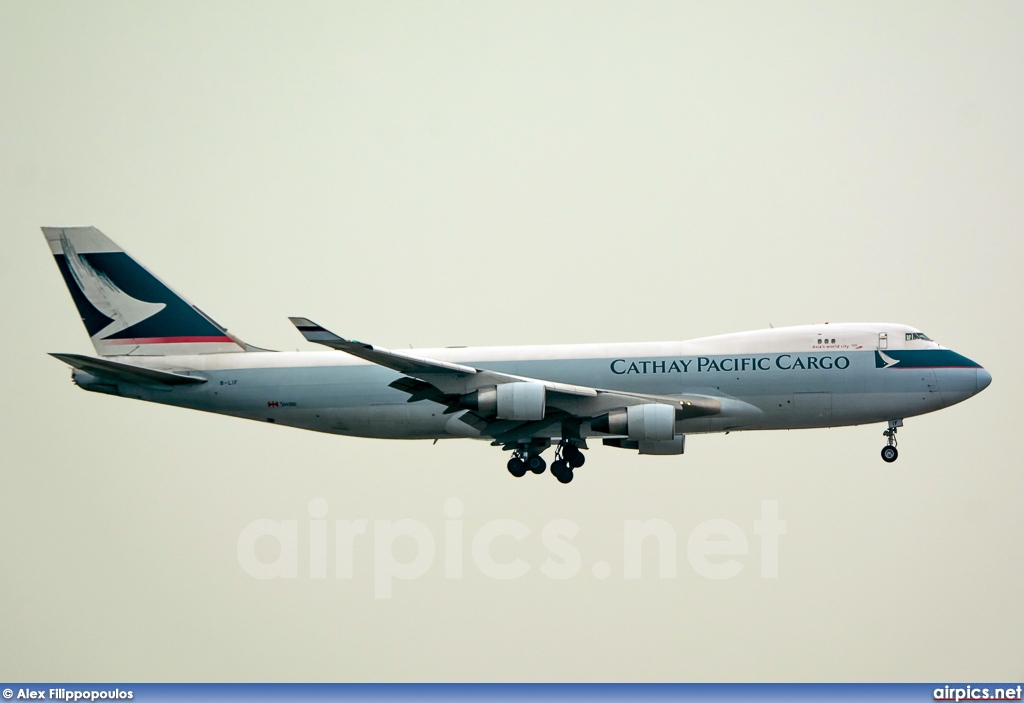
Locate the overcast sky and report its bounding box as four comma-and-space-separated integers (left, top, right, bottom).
1, 0, 1022, 682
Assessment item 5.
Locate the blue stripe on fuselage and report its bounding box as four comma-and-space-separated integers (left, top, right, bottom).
875, 349, 980, 369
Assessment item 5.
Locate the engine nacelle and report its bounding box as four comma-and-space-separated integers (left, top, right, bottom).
591, 403, 677, 441
495, 382, 546, 420
462, 382, 546, 421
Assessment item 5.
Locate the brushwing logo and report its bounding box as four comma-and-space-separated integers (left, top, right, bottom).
60, 233, 166, 341
875, 350, 901, 369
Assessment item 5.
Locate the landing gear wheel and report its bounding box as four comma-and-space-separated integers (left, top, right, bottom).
526, 455, 547, 474
881, 420, 901, 463
551, 459, 574, 484
507, 457, 527, 477
559, 442, 586, 469
567, 450, 585, 468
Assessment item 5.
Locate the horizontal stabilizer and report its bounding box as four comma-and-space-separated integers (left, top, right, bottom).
50, 353, 207, 386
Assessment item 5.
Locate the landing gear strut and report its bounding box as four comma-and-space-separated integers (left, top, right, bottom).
550, 440, 586, 484
881, 419, 902, 463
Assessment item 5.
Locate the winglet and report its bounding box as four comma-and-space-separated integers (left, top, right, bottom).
289, 317, 367, 349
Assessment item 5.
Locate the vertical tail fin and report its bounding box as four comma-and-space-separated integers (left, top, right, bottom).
43, 226, 249, 356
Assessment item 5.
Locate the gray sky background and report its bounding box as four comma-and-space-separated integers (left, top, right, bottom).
1, 0, 1022, 682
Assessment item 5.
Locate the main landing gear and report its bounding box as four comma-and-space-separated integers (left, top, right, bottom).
550, 441, 586, 484
881, 418, 902, 463
507, 449, 546, 477
506, 440, 586, 483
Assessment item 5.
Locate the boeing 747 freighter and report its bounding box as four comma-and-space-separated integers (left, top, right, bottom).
44, 227, 991, 483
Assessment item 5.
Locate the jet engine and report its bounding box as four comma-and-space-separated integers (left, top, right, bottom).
461, 382, 546, 421
590, 403, 676, 441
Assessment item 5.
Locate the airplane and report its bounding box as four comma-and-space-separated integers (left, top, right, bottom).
43, 226, 992, 484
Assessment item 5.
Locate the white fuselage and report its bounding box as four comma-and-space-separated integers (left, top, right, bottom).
75, 323, 990, 442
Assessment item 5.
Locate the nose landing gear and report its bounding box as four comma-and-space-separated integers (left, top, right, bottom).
881, 419, 902, 463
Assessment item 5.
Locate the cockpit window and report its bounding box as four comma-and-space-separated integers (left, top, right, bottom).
905, 332, 932, 341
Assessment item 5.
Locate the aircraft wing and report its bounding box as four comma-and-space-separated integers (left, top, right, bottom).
289, 317, 719, 441
289, 317, 598, 397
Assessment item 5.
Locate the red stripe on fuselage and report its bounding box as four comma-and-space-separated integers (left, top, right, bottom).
102, 336, 236, 345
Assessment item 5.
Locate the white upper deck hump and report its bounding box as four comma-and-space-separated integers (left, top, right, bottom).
677, 323, 944, 356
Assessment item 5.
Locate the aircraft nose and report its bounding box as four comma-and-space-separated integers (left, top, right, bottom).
976, 368, 992, 393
